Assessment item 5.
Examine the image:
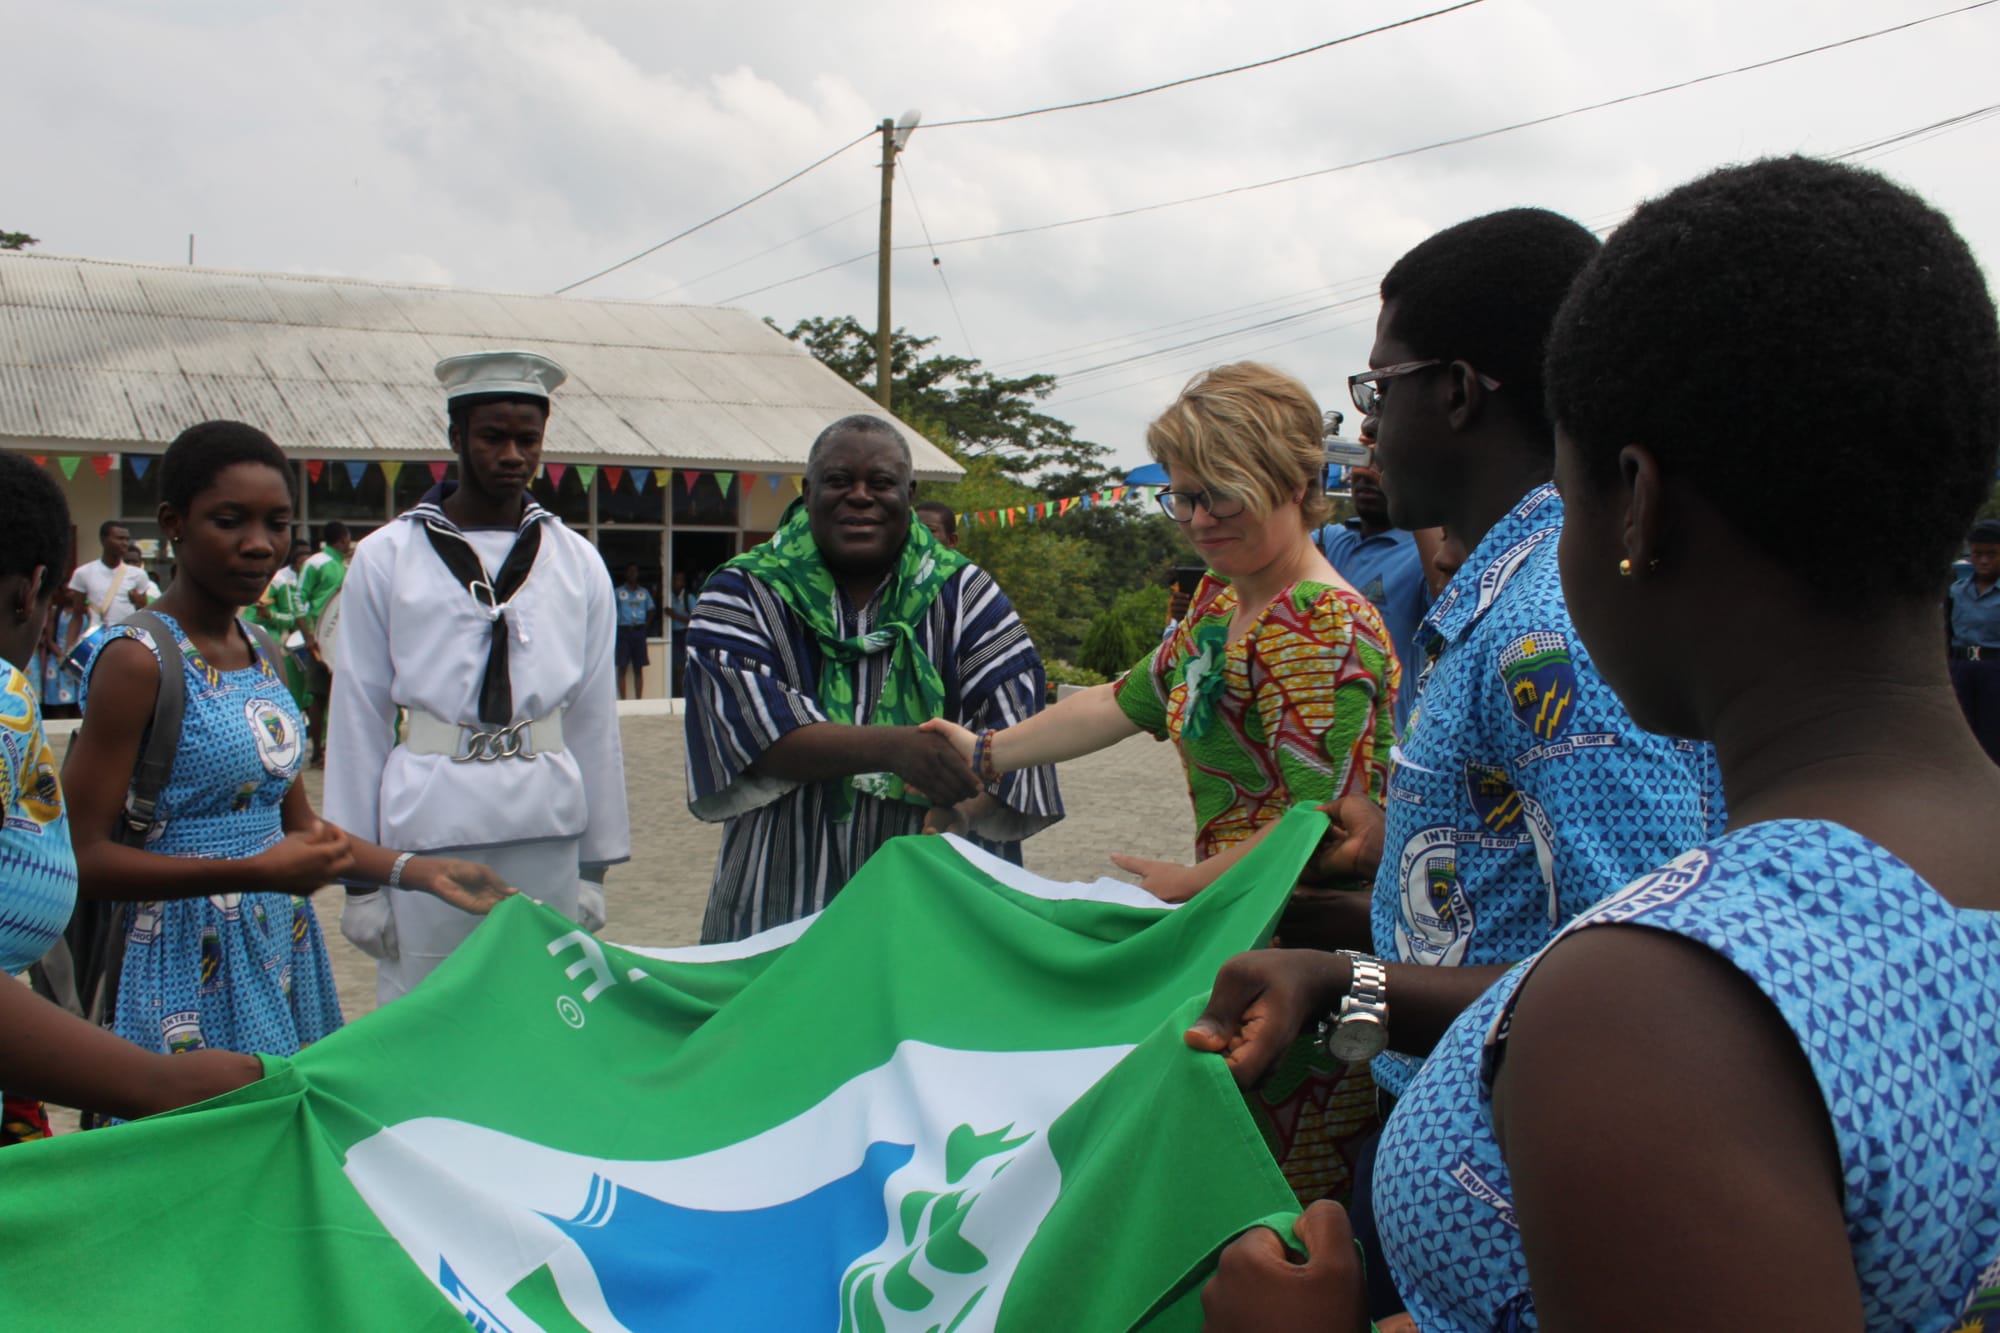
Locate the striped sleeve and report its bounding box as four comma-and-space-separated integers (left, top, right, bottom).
682, 569, 830, 823
947, 567, 1064, 836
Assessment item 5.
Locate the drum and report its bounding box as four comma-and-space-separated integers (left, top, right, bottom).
314, 588, 344, 664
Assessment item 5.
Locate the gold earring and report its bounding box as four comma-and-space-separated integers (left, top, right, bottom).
1618, 558, 1634, 577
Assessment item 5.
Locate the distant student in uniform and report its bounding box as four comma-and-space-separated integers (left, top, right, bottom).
914, 501, 960, 549
614, 563, 656, 701
1316, 419, 1432, 733
67, 521, 151, 632
299, 520, 353, 769
1949, 516, 2000, 761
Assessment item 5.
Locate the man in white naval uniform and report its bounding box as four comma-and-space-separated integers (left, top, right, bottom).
327, 350, 630, 1003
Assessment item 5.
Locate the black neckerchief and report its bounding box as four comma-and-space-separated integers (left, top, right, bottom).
407, 485, 548, 725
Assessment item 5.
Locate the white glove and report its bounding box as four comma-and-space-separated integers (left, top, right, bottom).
576, 879, 607, 934
339, 890, 399, 961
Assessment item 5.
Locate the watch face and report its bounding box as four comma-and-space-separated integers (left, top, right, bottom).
1326, 1014, 1389, 1064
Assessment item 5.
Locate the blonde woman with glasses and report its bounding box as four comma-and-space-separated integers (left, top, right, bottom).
923, 361, 1397, 1205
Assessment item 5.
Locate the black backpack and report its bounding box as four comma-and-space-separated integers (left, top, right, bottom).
32, 611, 285, 1029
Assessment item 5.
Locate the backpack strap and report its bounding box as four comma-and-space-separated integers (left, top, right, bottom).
241, 620, 284, 678
116, 610, 187, 848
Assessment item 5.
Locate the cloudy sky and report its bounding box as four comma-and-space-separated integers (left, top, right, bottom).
8, 0, 1997, 471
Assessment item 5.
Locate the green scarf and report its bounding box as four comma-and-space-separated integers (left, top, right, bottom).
726, 504, 969, 818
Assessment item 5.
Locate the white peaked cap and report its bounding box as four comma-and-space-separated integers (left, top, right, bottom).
434, 350, 568, 401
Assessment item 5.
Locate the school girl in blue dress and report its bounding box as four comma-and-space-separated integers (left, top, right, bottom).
1192, 158, 2000, 1330
0, 451, 263, 1134
64, 422, 513, 1068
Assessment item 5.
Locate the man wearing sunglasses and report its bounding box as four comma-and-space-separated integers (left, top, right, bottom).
1191, 207, 1728, 1327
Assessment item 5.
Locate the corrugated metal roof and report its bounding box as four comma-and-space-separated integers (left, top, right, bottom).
0, 251, 962, 480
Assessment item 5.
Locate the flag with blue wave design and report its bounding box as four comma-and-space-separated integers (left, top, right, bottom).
0, 811, 1325, 1330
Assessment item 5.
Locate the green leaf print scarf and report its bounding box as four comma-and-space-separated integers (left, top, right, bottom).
726, 504, 969, 819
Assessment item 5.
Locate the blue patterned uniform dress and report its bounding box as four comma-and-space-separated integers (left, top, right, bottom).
1374, 821, 2000, 1332
1, 658, 76, 975
1370, 484, 1724, 1096
77, 615, 342, 1058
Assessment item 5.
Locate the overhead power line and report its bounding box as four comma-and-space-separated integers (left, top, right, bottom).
924, 0, 1488, 129
1041, 99, 2000, 408
712, 0, 1998, 307
1834, 100, 2000, 162
645, 204, 874, 302
899, 161, 978, 357
916, 0, 2000, 253
553, 128, 876, 294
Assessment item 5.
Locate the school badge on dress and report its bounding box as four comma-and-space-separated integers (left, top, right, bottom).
1498, 630, 1578, 742
1464, 763, 1525, 835
1396, 824, 1475, 967
245, 697, 302, 777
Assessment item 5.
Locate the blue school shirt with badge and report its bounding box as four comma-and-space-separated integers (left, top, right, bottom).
1373, 821, 2000, 1332
1369, 484, 1724, 1097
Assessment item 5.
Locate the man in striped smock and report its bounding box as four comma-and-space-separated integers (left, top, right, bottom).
683, 415, 1063, 943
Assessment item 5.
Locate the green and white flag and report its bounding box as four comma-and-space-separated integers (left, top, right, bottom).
0, 811, 1324, 1331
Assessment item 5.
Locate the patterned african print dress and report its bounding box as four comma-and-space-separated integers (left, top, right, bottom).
1114, 573, 1398, 1204
1, 657, 79, 1144
76, 615, 342, 1064
1375, 821, 2000, 1332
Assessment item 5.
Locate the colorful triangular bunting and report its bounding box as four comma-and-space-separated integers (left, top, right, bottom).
382, 460, 404, 486
716, 472, 735, 496
57, 456, 80, 479
90, 455, 113, 480
305, 460, 325, 483
429, 461, 449, 483
603, 466, 624, 491
576, 465, 597, 490
343, 461, 367, 488
546, 462, 569, 488
130, 456, 152, 479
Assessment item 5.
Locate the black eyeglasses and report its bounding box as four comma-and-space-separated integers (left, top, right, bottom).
1156, 488, 1246, 522
1347, 359, 1501, 415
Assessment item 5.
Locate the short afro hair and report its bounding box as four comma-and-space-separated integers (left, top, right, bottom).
159, 420, 294, 515
0, 452, 71, 596
1380, 207, 1601, 441
1546, 156, 2000, 606
914, 499, 958, 539
98, 519, 128, 542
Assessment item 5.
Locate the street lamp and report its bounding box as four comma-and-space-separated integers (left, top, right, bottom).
875, 109, 921, 410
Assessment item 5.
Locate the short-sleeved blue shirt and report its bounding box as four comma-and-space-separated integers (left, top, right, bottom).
1949, 573, 2000, 649
1317, 519, 1432, 733
615, 584, 656, 629
1369, 484, 1726, 1097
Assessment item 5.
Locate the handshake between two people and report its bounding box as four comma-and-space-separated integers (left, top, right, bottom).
882, 718, 1010, 840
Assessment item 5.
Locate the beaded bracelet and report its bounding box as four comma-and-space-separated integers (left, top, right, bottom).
973, 728, 1000, 787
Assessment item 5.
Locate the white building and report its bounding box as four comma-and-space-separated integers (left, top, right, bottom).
0, 251, 960, 694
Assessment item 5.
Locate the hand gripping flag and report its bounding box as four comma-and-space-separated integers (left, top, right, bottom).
0, 810, 1327, 1330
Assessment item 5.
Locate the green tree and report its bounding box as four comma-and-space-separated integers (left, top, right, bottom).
0, 230, 37, 251
1076, 609, 1144, 678
921, 453, 1103, 661
774, 315, 1113, 492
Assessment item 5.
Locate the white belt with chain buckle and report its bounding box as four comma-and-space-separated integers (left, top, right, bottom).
403, 709, 566, 762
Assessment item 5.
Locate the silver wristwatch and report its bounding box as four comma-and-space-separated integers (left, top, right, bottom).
1323, 951, 1390, 1063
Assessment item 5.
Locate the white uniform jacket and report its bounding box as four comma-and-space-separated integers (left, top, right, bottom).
324, 498, 630, 868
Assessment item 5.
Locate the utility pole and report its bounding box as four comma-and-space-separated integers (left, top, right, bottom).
874, 119, 895, 409
874, 110, 921, 411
